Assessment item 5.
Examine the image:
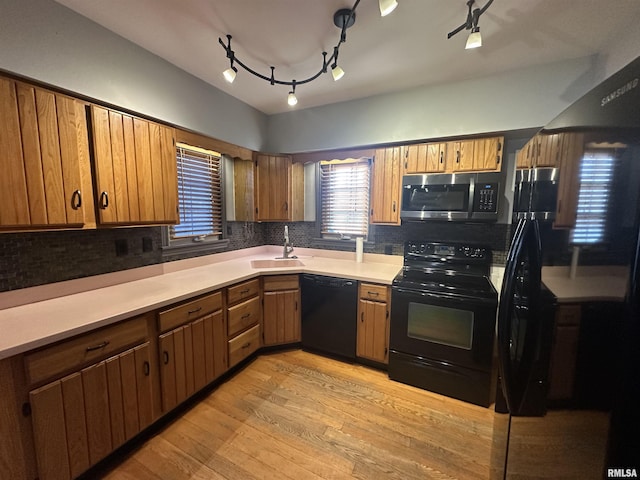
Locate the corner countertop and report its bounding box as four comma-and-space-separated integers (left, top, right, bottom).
0, 246, 402, 361
542, 265, 629, 303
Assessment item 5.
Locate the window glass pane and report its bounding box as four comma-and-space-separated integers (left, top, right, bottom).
171, 144, 223, 239
571, 150, 616, 245
320, 159, 370, 238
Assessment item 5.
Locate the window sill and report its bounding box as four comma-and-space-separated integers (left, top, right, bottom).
311, 237, 374, 251
161, 239, 229, 260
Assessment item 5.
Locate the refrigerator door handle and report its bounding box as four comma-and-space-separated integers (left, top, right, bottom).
497, 219, 543, 414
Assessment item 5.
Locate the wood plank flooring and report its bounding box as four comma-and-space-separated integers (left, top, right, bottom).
97, 350, 499, 480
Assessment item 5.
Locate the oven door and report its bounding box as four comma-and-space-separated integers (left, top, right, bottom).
390, 286, 497, 371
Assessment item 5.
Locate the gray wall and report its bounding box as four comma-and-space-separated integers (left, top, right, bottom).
265, 56, 598, 153
0, 0, 267, 151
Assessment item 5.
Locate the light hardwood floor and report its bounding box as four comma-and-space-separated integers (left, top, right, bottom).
96, 349, 499, 480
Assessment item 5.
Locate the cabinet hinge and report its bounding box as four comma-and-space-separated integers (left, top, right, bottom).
497, 141, 502, 152
255, 160, 258, 167
255, 207, 258, 214
22, 402, 31, 417
370, 208, 373, 216
386, 310, 389, 319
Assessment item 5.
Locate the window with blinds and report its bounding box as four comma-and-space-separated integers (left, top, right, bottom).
570, 149, 616, 245
320, 158, 371, 239
171, 143, 223, 240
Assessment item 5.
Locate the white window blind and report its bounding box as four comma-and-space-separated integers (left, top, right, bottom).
171, 143, 223, 239
320, 158, 371, 238
570, 150, 616, 245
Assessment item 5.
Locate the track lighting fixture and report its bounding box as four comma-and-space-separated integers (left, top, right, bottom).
379, 0, 398, 17
447, 0, 493, 49
219, 0, 367, 107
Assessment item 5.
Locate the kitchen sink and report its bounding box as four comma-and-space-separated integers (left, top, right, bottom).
250, 259, 305, 268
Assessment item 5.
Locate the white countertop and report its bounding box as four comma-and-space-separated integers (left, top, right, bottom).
0, 246, 402, 360
542, 266, 629, 303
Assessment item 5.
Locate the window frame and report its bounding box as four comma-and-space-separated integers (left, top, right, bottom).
162, 143, 229, 256
570, 147, 618, 246
315, 157, 372, 243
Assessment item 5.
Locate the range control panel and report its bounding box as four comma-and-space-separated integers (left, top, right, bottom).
405, 242, 490, 260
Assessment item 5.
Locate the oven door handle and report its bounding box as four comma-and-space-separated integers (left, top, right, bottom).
392, 287, 496, 307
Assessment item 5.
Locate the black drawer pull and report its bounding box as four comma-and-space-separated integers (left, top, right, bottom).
242, 342, 251, 349
241, 313, 251, 320
86, 341, 109, 352
163, 351, 170, 365
240, 289, 250, 294
143, 361, 150, 376
99, 191, 109, 209
367, 291, 380, 296
71, 190, 82, 209
188, 307, 202, 315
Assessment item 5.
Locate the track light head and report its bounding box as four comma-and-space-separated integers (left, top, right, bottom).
465, 27, 482, 49
223, 66, 237, 83
379, 0, 398, 17
331, 65, 345, 81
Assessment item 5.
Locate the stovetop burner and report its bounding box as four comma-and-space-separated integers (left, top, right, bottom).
394, 241, 497, 299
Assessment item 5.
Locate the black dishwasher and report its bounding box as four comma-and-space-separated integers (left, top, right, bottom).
301, 274, 357, 360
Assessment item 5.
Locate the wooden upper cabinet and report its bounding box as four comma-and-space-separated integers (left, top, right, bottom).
90, 105, 178, 225
254, 153, 304, 222
403, 142, 446, 174
473, 136, 503, 171
0, 78, 86, 229
233, 159, 255, 222
403, 136, 502, 174
518, 133, 563, 169
371, 147, 401, 225
554, 132, 584, 228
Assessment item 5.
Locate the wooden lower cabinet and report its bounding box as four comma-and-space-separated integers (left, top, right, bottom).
263, 275, 301, 346
356, 283, 390, 364
548, 304, 581, 400
159, 311, 226, 413
29, 342, 153, 480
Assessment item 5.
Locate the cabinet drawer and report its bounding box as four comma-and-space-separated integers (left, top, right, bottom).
158, 290, 222, 333
263, 274, 299, 291
228, 324, 260, 368
359, 283, 388, 302
228, 295, 261, 337
24, 314, 149, 386
227, 278, 260, 305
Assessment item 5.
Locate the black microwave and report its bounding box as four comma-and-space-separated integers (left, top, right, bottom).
400, 172, 501, 222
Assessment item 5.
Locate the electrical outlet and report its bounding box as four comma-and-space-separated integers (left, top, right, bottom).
115, 239, 128, 256
227, 224, 232, 236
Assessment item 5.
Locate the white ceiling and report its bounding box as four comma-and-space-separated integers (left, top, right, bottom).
54, 0, 640, 115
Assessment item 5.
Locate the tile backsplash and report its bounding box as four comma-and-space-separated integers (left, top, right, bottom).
0, 220, 512, 292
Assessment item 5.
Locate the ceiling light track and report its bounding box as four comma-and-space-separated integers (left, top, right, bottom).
219, 0, 398, 107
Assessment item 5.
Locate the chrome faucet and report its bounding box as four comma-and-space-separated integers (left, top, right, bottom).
282, 225, 295, 258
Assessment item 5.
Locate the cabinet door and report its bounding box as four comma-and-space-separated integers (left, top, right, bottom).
357, 299, 389, 364
234, 159, 255, 221
159, 330, 177, 412
473, 137, 503, 171
30, 344, 154, 480
0, 79, 85, 229
426, 142, 447, 172
371, 147, 401, 225
203, 310, 227, 383
255, 154, 291, 221
536, 133, 562, 167
450, 139, 475, 171
548, 325, 580, 400
91, 105, 178, 225
263, 289, 301, 346
554, 133, 584, 228
403, 143, 427, 173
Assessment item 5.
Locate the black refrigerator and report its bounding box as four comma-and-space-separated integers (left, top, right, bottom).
494, 56, 640, 479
